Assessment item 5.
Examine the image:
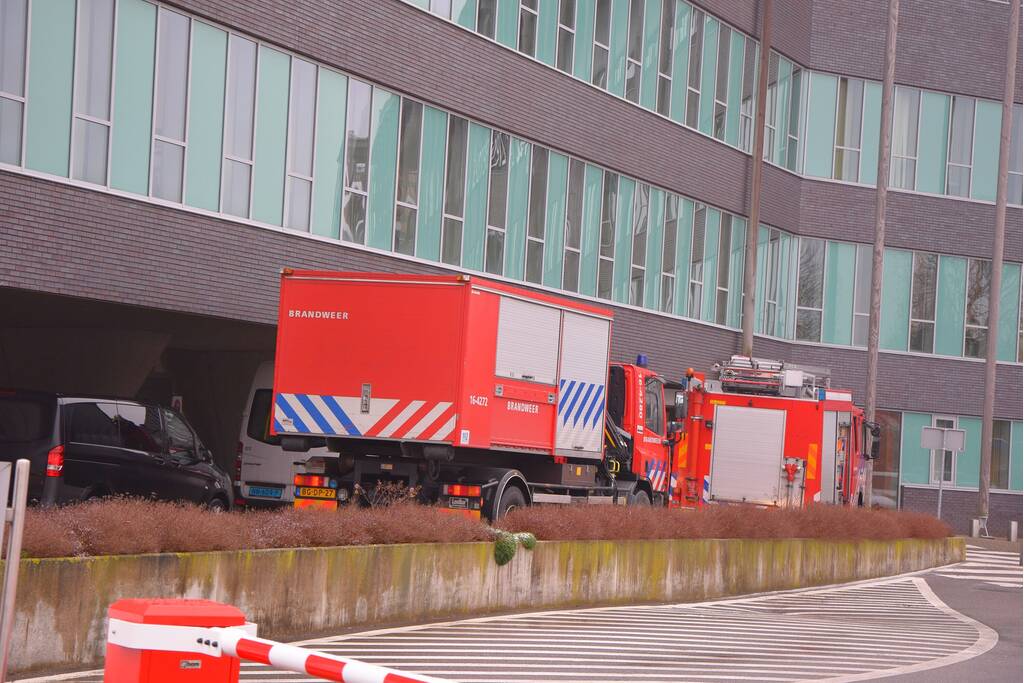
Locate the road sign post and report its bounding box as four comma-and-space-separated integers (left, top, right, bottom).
921, 427, 966, 523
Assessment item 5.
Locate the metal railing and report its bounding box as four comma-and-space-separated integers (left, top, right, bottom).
0, 459, 30, 683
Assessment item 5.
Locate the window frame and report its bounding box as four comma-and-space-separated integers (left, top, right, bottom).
70, 0, 117, 187
890, 85, 922, 191
518, 0, 539, 57
555, 0, 576, 74
832, 76, 865, 183
484, 129, 510, 276
963, 257, 991, 359
714, 213, 731, 324
794, 236, 826, 342
852, 242, 872, 347
0, 0, 29, 167
148, 6, 191, 203
441, 114, 470, 266
945, 95, 976, 198
597, 170, 618, 300
928, 415, 957, 485
629, 183, 649, 306
711, 23, 730, 141
660, 193, 679, 313
220, 33, 259, 219
283, 57, 318, 232
738, 37, 756, 153
392, 96, 424, 256
525, 144, 549, 284
688, 203, 705, 319
340, 78, 374, 245
684, 8, 704, 130
624, 0, 645, 104
654, 0, 675, 117
761, 227, 782, 335
562, 158, 585, 292
908, 250, 939, 354
591, 0, 612, 88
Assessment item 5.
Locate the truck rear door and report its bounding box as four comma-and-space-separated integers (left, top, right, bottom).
554, 311, 609, 459
709, 405, 785, 505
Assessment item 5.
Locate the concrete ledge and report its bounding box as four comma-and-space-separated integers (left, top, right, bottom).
9, 537, 963, 674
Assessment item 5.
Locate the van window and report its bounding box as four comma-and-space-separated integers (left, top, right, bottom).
118, 404, 166, 452
0, 395, 53, 443
246, 389, 280, 445
162, 409, 196, 462
65, 402, 121, 447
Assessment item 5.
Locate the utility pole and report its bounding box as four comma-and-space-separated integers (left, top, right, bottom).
740, 0, 773, 357
864, 0, 900, 508
978, 0, 1021, 533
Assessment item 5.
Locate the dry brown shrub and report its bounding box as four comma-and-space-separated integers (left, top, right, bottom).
18, 498, 951, 558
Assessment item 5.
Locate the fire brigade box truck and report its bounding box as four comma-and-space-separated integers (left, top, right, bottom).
671, 356, 872, 509
271, 271, 684, 519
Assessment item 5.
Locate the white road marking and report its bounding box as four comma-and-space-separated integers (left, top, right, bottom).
935, 546, 1022, 589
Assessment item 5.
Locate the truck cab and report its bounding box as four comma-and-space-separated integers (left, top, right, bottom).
605, 359, 684, 506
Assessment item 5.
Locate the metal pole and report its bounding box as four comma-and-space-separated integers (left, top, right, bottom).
0, 460, 30, 681
740, 0, 773, 357
937, 462, 944, 523
863, 0, 900, 508
978, 0, 1021, 528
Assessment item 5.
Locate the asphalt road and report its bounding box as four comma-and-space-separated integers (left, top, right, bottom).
20, 546, 1022, 683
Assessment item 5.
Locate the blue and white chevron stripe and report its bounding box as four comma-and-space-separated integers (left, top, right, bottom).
646, 460, 668, 492
555, 378, 605, 455
557, 379, 605, 429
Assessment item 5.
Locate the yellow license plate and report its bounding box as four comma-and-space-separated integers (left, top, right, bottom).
297, 486, 335, 499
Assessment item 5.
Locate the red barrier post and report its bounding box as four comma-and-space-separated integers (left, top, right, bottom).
104, 599, 248, 682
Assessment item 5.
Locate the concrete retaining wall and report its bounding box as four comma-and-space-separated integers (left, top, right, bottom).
9, 537, 963, 675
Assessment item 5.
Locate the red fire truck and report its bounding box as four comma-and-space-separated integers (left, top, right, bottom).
271, 271, 684, 518
670, 356, 872, 508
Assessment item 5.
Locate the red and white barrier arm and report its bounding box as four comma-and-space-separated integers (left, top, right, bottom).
105, 618, 450, 683
212, 627, 449, 683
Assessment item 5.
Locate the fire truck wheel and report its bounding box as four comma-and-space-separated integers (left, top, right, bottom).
628, 489, 651, 506
495, 485, 527, 518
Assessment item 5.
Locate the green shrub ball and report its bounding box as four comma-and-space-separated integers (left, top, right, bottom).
494, 532, 518, 566
516, 532, 537, 550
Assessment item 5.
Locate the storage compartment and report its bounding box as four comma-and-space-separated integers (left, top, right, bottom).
709, 405, 786, 505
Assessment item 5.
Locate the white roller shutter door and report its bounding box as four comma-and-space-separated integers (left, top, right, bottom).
709, 406, 786, 505
494, 296, 560, 385
555, 312, 610, 458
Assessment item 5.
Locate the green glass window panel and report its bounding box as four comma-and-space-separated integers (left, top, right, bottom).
573, 0, 596, 81
183, 22, 227, 211
612, 176, 635, 303
754, 225, 769, 332
900, 412, 932, 485
697, 15, 718, 136
579, 163, 604, 296
311, 70, 348, 238
367, 88, 400, 249
672, 198, 693, 316
25, 0, 75, 176
643, 187, 665, 308
409, 0, 429, 8
109, 0, 156, 195
727, 218, 745, 328
880, 248, 912, 351
496, 0, 518, 49
543, 151, 569, 288
606, 0, 630, 97
536, 0, 558, 66
252, 47, 290, 226
503, 137, 532, 279
773, 58, 791, 165
668, 1, 690, 124
462, 122, 491, 270
822, 241, 855, 345
859, 81, 881, 187
1012, 421, 1023, 491
917, 92, 950, 194
997, 262, 1021, 362
971, 100, 1001, 202
638, 0, 662, 111
724, 30, 744, 146
416, 106, 448, 261
956, 416, 981, 488
453, 0, 478, 28
701, 208, 720, 322
934, 255, 967, 357
804, 72, 838, 179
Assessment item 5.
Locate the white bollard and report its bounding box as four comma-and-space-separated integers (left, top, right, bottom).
1010, 520, 1019, 543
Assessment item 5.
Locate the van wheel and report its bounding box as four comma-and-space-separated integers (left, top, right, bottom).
206, 497, 229, 513
494, 485, 527, 519
628, 489, 651, 506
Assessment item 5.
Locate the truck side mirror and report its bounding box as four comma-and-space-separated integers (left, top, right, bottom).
673, 393, 688, 420
870, 438, 880, 460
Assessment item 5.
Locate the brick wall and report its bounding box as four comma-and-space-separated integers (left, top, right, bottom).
902, 485, 1023, 537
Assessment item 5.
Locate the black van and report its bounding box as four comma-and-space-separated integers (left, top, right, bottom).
0, 390, 232, 509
